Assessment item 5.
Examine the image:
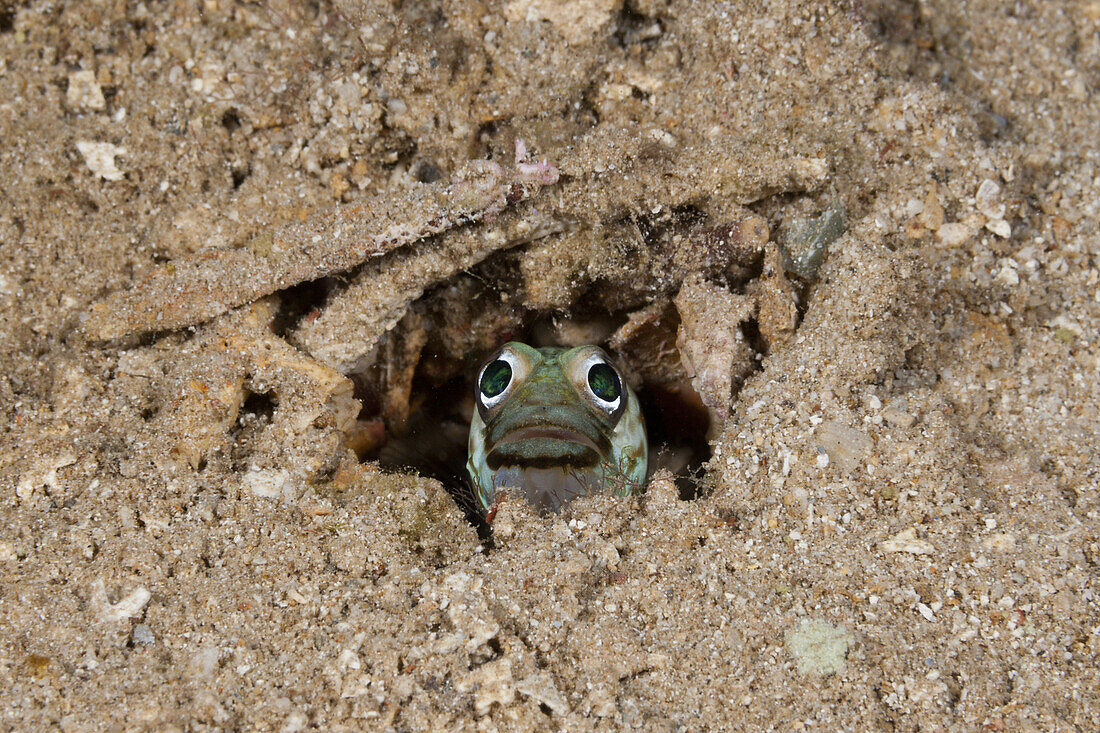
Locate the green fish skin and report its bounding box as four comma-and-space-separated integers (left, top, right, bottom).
467, 342, 648, 513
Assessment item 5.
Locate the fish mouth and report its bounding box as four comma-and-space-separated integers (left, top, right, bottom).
491, 466, 601, 513
486, 426, 604, 470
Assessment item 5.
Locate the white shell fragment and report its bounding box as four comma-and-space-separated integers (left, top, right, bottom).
880, 527, 935, 555
975, 179, 1006, 220
91, 580, 152, 622
816, 420, 872, 473
985, 218, 1011, 238
936, 221, 975, 247
66, 70, 106, 111
76, 141, 126, 181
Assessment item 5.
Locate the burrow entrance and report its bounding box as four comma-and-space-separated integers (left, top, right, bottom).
285, 198, 842, 530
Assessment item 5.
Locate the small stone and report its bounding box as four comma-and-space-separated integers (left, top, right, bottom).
516, 672, 569, 715
936, 222, 975, 247
918, 185, 944, 231
975, 179, 1006, 220
16, 454, 77, 501
132, 624, 156, 646
280, 710, 308, 733
985, 219, 1011, 238
459, 658, 515, 716
882, 404, 916, 428
244, 468, 295, 500
777, 202, 846, 280
66, 70, 106, 111
816, 421, 872, 473
186, 645, 222, 681
881, 527, 935, 555
980, 532, 1017, 551
996, 264, 1020, 286
76, 141, 126, 181
786, 619, 854, 676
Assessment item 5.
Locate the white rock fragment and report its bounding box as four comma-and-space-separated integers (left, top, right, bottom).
916, 602, 935, 621
280, 711, 308, 733
516, 672, 570, 715
996, 262, 1020, 285
132, 624, 156, 645
881, 527, 935, 555
882, 403, 916, 428
76, 141, 126, 181
336, 648, 361, 671
936, 222, 975, 247
975, 179, 1006, 220
980, 532, 1017, 551
187, 645, 222, 681
16, 453, 77, 501
985, 218, 1011, 238
791, 157, 830, 185
816, 421, 872, 473
439, 572, 501, 654
244, 468, 295, 500
91, 579, 152, 622
66, 70, 106, 111
458, 658, 515, 716
786, 619, 854, 676
504, 0, 619, 45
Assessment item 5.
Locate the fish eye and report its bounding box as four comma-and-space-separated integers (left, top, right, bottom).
480, 359, 512, 398
586, 362, 622, 408
478, 350, 521, 410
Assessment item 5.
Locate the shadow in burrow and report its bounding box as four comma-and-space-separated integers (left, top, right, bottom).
283, 199, 843, 538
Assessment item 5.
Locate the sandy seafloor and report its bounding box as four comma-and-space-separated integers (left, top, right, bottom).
1, 0, 1098, 730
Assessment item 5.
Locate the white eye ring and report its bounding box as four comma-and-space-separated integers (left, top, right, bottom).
580, 353, 622, 414
478, 349, 523, 410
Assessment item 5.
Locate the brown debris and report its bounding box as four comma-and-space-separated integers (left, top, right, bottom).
86, 160, 558, 341
378, 310, 429, 433
295, 201, 566, 372
607, 301, 685, 387
154, 300, 359, 483
674, 278, 757, 425
746, 243, 800, 352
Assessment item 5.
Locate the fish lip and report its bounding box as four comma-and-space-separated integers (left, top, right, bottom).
493, 426, 603, 454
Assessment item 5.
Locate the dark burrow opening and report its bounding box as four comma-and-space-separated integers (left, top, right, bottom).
283, 194, 845, 532
369, 324, 721, 535
351, 278, 747, 533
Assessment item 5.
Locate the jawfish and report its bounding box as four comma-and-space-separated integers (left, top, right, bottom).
466, 342, 648, 513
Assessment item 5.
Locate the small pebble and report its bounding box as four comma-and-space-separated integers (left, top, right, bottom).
76, 141, 126, 181
132, 624, 155, 646
936, 222, 974, 247
67, 70, 106, 111
985, 219, 1011, 238
975, 179, 1006, 220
